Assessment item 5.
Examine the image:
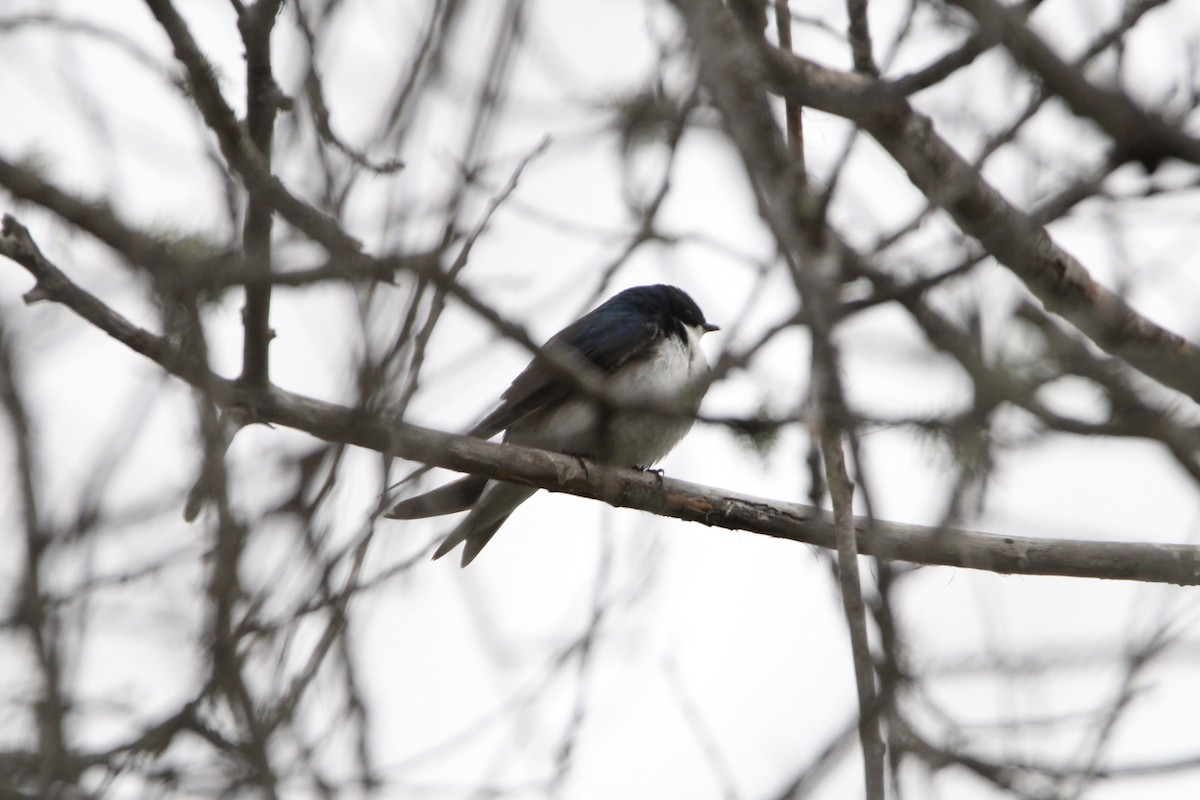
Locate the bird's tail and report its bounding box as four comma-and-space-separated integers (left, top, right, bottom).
385, 475, 489, 519
432, 517, 507, 566
432, 483, 537, 566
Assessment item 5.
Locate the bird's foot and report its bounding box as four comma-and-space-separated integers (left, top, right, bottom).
566, 451, 597, 479
636, 466, 666, 485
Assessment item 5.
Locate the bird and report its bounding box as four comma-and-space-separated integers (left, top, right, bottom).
386, 284, 719, 566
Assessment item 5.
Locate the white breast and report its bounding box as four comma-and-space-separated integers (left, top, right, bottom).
508, 324, 712, 467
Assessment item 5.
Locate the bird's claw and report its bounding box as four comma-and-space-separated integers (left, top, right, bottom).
637, 466, 666, 485
567, 451, 596, 479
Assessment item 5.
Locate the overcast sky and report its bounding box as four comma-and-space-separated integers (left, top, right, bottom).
3, 1, 1200, 798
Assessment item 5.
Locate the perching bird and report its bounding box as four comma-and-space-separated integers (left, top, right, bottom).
386, 284, 718, 566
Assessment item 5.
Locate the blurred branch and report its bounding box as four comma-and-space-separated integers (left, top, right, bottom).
889, 0, 1039, 95
820, 428, 885, 798
707, 0, 884, 788
6, 1, 1200, 796
845, 0, 878, 77
0, 315, 71, 794
0, 216, 191, 373
874, 1, 1169, 264
0, 153, 208, 278
0, 12, 168, 74
664, 657, 741, 800
6, 219, 1200, 593
757, 31, 1200, 404
1061, 621, 1177, 797
950, 0, 1200, 172
1014, 302, 1200, 484
237, 0, 285, 386
188, 251, 441, 290
293, 5, 405, 174
773, 2, 806, 179
144, 0, 361, 256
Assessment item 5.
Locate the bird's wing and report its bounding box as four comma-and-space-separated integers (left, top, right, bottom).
469, 312, 662, 438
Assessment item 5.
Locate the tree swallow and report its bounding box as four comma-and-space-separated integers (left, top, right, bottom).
387, 284, 719, 566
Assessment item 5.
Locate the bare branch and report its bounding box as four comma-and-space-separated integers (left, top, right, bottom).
144, 0, 361, 255
845, 0, 878, 77
5, 214, 1200, 584
237, 0, 286, 386
821, 430, 886, 798
759, 43, 1200, 402
951, 0, 1200, 171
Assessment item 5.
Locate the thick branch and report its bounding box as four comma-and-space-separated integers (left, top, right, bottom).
6, 220, 1200, 586
242, 387, 1200, 586
757, 44, 1200, 404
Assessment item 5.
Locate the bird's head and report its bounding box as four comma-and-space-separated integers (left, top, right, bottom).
603, 284, 718, 343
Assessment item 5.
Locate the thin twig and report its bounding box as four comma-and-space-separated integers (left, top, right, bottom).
774, 1, 806, 181
237, 0, 285, 386
820, 428, 886, 798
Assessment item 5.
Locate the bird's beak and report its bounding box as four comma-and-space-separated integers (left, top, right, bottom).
702, 323, 720, 333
